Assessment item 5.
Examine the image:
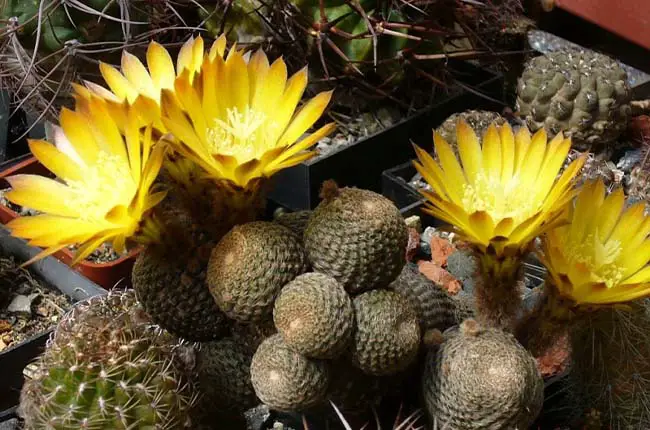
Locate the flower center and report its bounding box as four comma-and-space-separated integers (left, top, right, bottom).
562, 233, 625, 288
462, 173, 538, 222
207, 107, 267, 162
64, 151, 134, 221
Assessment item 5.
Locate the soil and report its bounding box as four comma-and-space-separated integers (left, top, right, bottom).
0, 255, 72, 352
313, 106, 402, 160
0, 189, 126, 264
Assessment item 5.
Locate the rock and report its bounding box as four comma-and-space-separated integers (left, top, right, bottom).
0, 418, 20, 430
406, 228, 420, 261
245, 404, 270, 430
420, 227, 437, 255
7, 293, 39, 314
430, 236, 456, 266
617, 148, 643, 172
417, 261, 462, 295
35, 306, 50, 318
404, 215, 422, 233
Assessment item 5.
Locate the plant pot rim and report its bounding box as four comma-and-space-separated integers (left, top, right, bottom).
0, 155, 142, 268
0, 227, 107, 356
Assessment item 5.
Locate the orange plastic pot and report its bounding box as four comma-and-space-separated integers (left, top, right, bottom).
0, 156, 140, 289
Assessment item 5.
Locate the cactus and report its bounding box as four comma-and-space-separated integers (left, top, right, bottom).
19, 289, 198, 429
516, 50, 632, 150
260, 0, 526, 110
568, 300, 650, 428
422, 319, 543, 429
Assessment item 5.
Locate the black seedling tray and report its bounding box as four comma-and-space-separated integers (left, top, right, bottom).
267, 60, 506, 211
0, 227, 106, 414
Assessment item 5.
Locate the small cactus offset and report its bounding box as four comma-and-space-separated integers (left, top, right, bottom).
19, 290, 198, 430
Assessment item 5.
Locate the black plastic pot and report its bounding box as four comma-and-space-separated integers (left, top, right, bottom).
382, 159, 444, 228
0, 91, 45, 165
0, 227, 106, 414
267, 61, 506, 211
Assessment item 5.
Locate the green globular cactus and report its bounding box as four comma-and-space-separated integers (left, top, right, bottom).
2, 0, 131, 52
516, 50, 632, 150
19, 289, 198, 430
422, 319, 544, 430
292, 0, 430, 82
198, 0, 267, 44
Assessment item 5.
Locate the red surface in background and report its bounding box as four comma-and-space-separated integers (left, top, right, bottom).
555, 0, 650, 50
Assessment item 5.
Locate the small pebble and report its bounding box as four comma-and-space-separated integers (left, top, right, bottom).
617, 148, 643, 172
0, 418, 19, 430
420, 227, 437, 255
245, 404, 270, 430
7, 293, 39, 314
35, 306, 50, 318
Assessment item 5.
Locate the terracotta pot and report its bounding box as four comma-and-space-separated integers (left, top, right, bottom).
555, 0, 650, 50
0, 156, 140, 289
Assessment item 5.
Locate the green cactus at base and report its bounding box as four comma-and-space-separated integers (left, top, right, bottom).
19, 289, 198, 430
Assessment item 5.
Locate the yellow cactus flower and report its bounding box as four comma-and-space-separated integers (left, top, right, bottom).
4, 95, 167, 266
160, 44, 336, 190
413, 120, 587, 257
84, 35, 217, 106
540, 179, 650, 306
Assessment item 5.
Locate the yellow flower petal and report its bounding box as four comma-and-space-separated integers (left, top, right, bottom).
481, 124, 501, 180
433, 131, 465, 205
27, 140, 83, 181
456, 120, 483, 184
270, 122, 336, 170
99, 62, 138, 103
121, 51, 157, 101
248, 49, 270, 103
598, 187, 625, 242
59, 108, 99, 165
147, 41, 176, 92
209, 34, 227, 61
513, 126, 531, 176
468, 211, 495, 246
277, 90, 333, 148
5, 175, 81, 217
273, 67, 309, 134
499, 123, 515, 183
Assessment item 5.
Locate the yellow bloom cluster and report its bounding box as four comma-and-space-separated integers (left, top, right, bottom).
4, 35, 335, 264
415, 120, 650, 307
